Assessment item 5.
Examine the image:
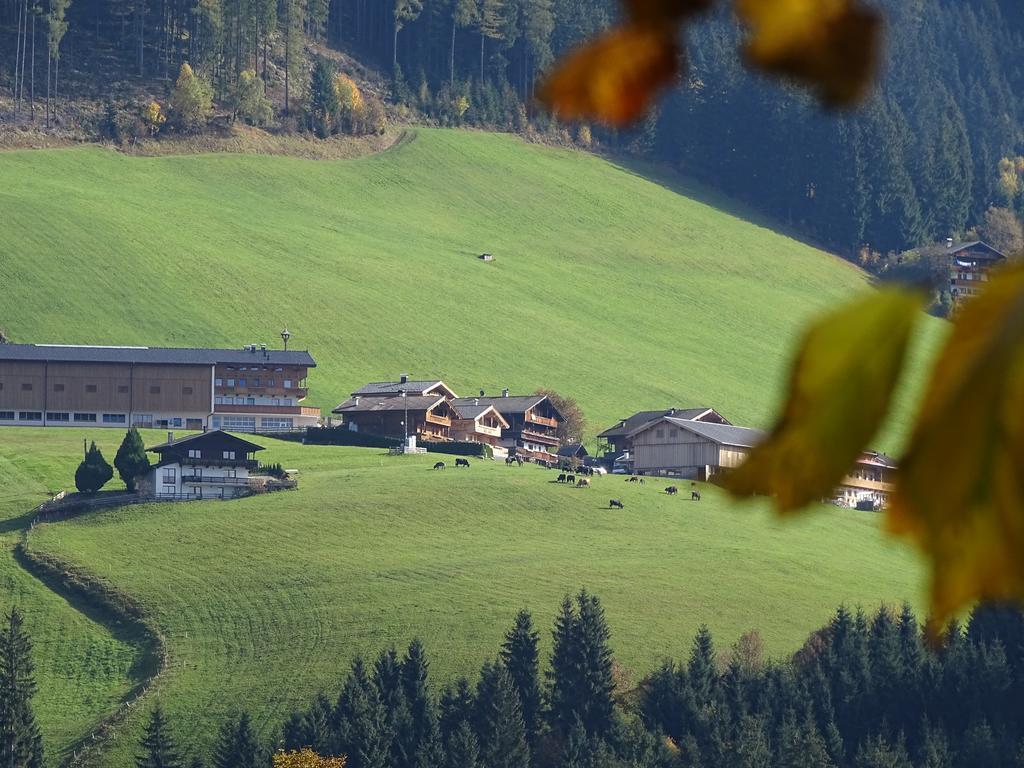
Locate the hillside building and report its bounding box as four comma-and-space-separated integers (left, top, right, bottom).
450, 402, 511, 457
629, 416, 764, 480
945, 240, 1006, 307
451, 392, 562, 461
144, 430, 263, 499
835, 451, 897, 510
332, 376, 459, 442
0, 343, 319, 432
597, 407, 731, 464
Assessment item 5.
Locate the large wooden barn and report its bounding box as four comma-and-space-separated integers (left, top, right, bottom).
629, 416, 764, 480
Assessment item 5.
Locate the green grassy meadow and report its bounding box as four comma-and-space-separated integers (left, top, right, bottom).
0, 129, 946, 764
0, 128, 933, 437
16, 430, 924, 765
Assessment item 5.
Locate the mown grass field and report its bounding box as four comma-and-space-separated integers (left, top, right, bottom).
18, 430, 924, 765
0, 127, 921, 435
0, 129, 946, 764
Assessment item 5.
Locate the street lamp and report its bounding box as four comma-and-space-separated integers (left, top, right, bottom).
401, 390, 408, 451
280, 327, 291, 350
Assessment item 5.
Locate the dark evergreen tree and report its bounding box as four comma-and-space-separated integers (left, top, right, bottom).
439, 677, 475, 744
113, 428, 150, 492
334, 658, 390, 768
500, 609, 542, 747
0, 608, 42, 768
854, 734, 912, 768
75, 440, 114, 494
212, 712, 260, 768
474, 660, 530, 768
547, 594, 580, 737
302, 693, 334, 755
306, 56, 339, 137
136, 704, 183, 768
444, 721, 480, 768
574, 590, 616, 739
399, 639, 441, 768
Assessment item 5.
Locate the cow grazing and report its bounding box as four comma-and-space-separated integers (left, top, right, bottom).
692, 490, 702, 501
576, 478, 590, 488
556, 473, 567, 484
506, 457, 516, 465
626, 476, 638, 483
665, 486, 679, 495
609, 499, 624, 509
566, 475, 576, 485
455, 458, 470, 468
433, 461, 446, 470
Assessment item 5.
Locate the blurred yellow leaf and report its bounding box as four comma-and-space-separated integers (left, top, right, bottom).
723, 288, 923, 511
890, 263, 1024, 630
736, 0, 881, 105
539, 23, 680, 126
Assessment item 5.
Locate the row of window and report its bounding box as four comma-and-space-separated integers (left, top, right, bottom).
0, 382, 193, 395
214, 396, 294, 406
0, 411, 127, 423
223, 366, 287, 372
215, 378, 293, 389
213, 416, 257, 430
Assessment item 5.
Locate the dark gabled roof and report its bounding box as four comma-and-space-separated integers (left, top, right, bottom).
332, 395, 446, 413
351, 380, 456, 397
146, 430, 265, 453
451, 395, 561, 419
915, 240, 1006, 262
858, 451, 897, 469
597, 408, 726, 439
946, 240, 1006, 259
451, 403, 511, 427
557, 443, 588, 458
0, 343, 316, 367
629, 416, 764, 448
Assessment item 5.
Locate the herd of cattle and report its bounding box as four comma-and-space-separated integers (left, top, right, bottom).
431, 455, 704, 509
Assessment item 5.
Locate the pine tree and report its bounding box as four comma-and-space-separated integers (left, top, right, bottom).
335, 658, 390, 768
575, 590, 616, 739
438, 677, 474, 743
114, 427, 151, 492
499, 609, 542, 747
136, 704, 183, 768
547, 594, 579, 737
399, 639, 441, 768
444, 721, 480, 768
474, 660, 530, 768
302, 693, 334, 755
0, 608, 42, 768
306, 57, 338, 138
75, 440, 114, 494
212, 712, 260, 768
853, 734, 912, 768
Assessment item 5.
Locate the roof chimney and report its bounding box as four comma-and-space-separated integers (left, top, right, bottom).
353, 396, 360, 406
669, 408, 676, 416
946, 237, 954, 248
474, 398, 480, 406
502, 388, 509, 397
399, 373, 409, 384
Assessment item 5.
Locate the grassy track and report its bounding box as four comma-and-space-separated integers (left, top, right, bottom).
0, 128, 935, 436
19, 431, 924, 765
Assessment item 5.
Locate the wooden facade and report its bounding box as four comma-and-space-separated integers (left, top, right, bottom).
451, 394, 562, 460
946, 240, 1006, 308
597, 407, 731, 459
630, 417, 764, 479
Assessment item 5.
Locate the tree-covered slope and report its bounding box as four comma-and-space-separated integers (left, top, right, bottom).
0, 127, 904, 435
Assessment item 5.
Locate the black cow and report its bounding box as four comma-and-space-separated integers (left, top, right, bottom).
576, 478, 590, 488
665, 486, 679, 495
566, 475, 575, 485
433, 461, 446, 470
692, 490, 702, 501
455, 458, 470, 468
556, 473, 567, 483
609, 499, 624, 509
505, 457, 516, 465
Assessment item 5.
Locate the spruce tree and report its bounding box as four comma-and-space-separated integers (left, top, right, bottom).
439, 677, 475, 744
136, 704, 183, 768
399, 639, 441, 768
212, 712, 260, 768
0, 608, 43, 768
335, 658, 390, 768
474, 660, 530, 768
114, 427, 150, 492
499, 609, 542, 747
444, 721, 480, 768
575, 590, 616, 739
307, 57, 339, 138
75, 440, 114, 494
546, 594, 579, 737
853, 734, 912, 768
302, 693, 333, 755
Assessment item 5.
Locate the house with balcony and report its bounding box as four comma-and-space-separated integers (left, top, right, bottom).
597, 407, 731, 462
331, 376, 459, 443
145, 430, 263, 499
834, 451, 897, 510
212, 345, 320, 432
451, 401, 511, 457
945, 240, 1006, 308
451, 391, 562, 460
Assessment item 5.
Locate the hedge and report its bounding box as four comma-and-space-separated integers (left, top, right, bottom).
302, 427, 400, 448
419, 441, 493, 459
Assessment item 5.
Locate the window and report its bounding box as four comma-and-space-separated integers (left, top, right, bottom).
0, 411, 14, 420
238, 379, 246, 387
227, 379, 235, 387
215, 378, 223, 386
223, 450, 236, 460
246, 398, 255, 406
284, 380, 292, 389
240, 367, 247, 371
261, 417, 294, 430
215, 396, 223, 405
172, 418, 183, 427
219, 415, 256, 431
73, 413, 97, 422
162, 486, 176, 496
21, 383, 32, 391
183, 386, 193, 396
188, 449, 201, 459
149, 385, 161, 394
47, 412, 70, 422
224, 469, 237, 479
53, 383, 64, 392
212, 416, 222, 428
272, 399, 281, 406
162, 468, 177, 484
133, 414, 154, 427
226, 366, 235, 371
102, 414, 126, 424
655, 429, 664, 439
85, 384, 97, 393
284, 398, 293, 406
19, 412, 42, 421
252, 378, 260, 387
118, 384, 129, 394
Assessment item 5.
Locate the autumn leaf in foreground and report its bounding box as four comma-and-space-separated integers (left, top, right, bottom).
722, 289, 923, 512
736, 0, 882, 106
890, 263, 1024, 631
539, 24, 680, 125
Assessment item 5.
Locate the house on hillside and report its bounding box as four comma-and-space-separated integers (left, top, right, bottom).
835, 451, 897, 510
144, 430, 263, 499
629, 416, 763, 480
451, 391, 562, 461
0, 341, 320, 432
451, 401, 511, 457
332, 376, 459, 443
597, 407, 731, 462
556, 443, 589, 467
944, 240, 1006, 308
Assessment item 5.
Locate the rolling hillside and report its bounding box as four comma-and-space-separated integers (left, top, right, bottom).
0, 129, 946, 765
0, 128, 905, 435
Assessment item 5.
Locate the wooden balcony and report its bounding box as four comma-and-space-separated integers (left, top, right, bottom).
425, 412, 451, 427
473, 423, 503, 438
181, 474, 252, 485
527, 413, 558, 428
215, 404, 321, 417
521, 428, 559, 446
838, 476, 894, 494
217, 386, 309, 399
180, 456, 258, 470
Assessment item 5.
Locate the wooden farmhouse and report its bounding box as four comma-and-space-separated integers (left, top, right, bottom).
597, 407, 731, 463
451, 392, 562, 461
144, 430, 263, 500
835, 451, 897, 510
629, 416, 763, 480
331, 376, 459, 442
946, 240, 1006, 307
451, 402, 511, 456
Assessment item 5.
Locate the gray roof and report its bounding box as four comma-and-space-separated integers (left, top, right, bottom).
451, 395, 559, 418
332, 395, 446, 413
352, 380, 453, 397
663, 417, 765, 448
451, 403, 508, 424
0, 343, 315, 367
597, 408, 725, 439
916, 240, 1006, 261
146, 429, 265, 453
557, 443, 588, 457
